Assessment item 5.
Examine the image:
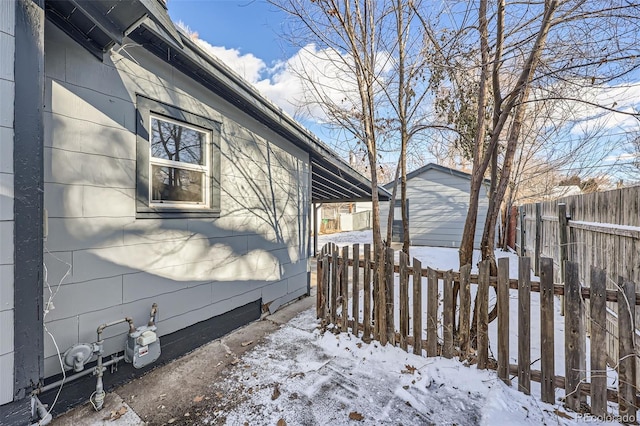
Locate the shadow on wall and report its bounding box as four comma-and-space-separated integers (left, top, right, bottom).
42, 57, 309, 376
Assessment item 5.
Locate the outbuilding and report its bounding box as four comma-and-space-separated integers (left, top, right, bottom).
381, 163, 490, 248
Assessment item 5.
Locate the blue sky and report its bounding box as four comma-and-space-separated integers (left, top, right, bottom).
167, 0, 294, 67
166, 0, 344, 148
165, 1, 640, 182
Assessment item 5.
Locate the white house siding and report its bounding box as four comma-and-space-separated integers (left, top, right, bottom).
380, 167, 489, 249
0, 0, 15, 405
42, 23, 310, 377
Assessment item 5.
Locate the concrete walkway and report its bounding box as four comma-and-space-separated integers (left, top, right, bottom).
51, 264, 317, 426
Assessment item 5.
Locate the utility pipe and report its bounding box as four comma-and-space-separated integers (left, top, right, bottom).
93, 317, 134, 410
34, 355, 125, 395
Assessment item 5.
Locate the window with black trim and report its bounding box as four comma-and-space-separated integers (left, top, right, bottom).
136, 96, 221, 218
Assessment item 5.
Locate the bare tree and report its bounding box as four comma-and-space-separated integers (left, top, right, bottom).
424, 1, 640, 270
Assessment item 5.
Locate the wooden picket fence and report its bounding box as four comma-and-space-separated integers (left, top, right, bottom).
316, 243, 640, 420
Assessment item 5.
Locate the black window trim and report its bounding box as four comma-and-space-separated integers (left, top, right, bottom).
136, 95, 222, 218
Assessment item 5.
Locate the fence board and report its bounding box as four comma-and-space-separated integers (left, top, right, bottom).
518, 257, 531, 395
459, 264, 472, 359
412, 258, 423, 356
540, 257, 555, 404
443, 270, 455, 359
477, 261, 489, 369
363, 244, 372, 343
399, 251, 409, 351
385, 247, 395, 346
317, 257, 323, 319
341, 245, 349, 332
618, 276, 637, 420
331, 246, 339, 325
322, 255, 330, 323
564, 261, 585, 411
352, 243, 360, 335
497, 258, 510, 384
559, 203, 568, 317
590, 266, 607, 417
427, 267, 438, 357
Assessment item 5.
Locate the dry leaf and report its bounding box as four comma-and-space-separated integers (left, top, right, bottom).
349, 411, 364, 421
271, 384, 281, 400
184, 412, 190, 417
193, 395, 204, 403
241, 340, 254, 347
104, 406, 128, 421
356, 343, 362, 348
167, 419, 177, 424
553, 408, 573, 420
277, 419, 287, 426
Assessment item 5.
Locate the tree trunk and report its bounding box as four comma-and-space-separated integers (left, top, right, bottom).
386, 162, 401, 246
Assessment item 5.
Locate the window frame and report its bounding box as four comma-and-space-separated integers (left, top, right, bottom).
136, 95, 221, 218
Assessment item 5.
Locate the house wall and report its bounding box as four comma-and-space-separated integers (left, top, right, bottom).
42, 23, 310, 377
380, 168, 489, 248
0, 0, 15, 406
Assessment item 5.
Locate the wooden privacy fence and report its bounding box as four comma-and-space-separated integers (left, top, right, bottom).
518, 186, 640, 368
317, 243, 640, 420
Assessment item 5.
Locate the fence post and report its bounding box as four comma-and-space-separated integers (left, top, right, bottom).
352, 243, 360, 335
519, 206, 526, 256
564, 261, 585, 412
477, 261, 490, 369
317, 254, 324, 319
540, 257, 555, 404
558, 203, 568, 316
518, 257, 531, 395
331, 247, 339, 326
534, 202, 542, 276
412, 258, 422, 356
590, 266, 607, 418
497, 258, 510, 384
459, 264, 472, 359
385, 247, 395, 346
618, 276, 637, 421
426, 267, 438, 357
341, 245, 349, 332
443, 270, 455, 359
363, 244, 372, 343
399, 251, 409, 352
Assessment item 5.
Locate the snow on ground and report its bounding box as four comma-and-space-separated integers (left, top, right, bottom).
211, 308, 589, 425
312, 230, 618, 423
188, 231, 619, 425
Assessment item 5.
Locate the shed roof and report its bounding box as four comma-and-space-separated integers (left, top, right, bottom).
45, 0, 390, 204
383, 163, 490, 190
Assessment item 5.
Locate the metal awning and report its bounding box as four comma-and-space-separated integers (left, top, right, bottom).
45, 0, 389, 204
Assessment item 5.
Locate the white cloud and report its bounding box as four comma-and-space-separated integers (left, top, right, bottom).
177, 21, 391, 124
567, 83, 640, 135
193, 39, 266, 84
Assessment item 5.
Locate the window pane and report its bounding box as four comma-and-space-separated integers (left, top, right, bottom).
151, 166, 204, 203
151, 118, 206, 165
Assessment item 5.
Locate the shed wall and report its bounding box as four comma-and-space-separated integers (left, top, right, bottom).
42, 23, 310, 377
380, 168, 489, 248
0, 0, 15, 405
